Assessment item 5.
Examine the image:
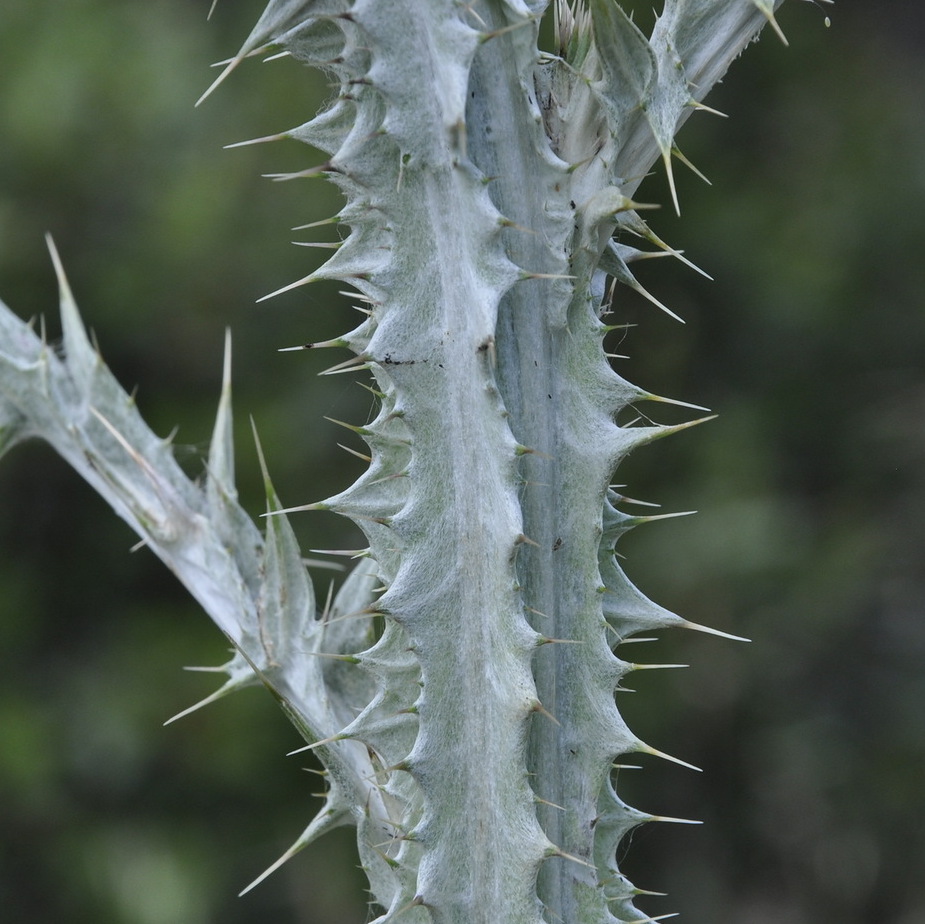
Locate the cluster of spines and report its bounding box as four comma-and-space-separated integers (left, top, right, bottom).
177, 2, 792, 922
208, 6, 533, 921
0, 0, 820, 921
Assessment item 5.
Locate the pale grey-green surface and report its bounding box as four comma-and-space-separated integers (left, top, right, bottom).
2, 2, 924, 923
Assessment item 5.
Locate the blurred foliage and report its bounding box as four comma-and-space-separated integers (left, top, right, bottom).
1, 1, 923, 922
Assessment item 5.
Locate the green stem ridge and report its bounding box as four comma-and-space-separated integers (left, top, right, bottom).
0, 1, 803, 922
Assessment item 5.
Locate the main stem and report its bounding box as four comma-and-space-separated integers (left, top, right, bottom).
466, 13, 635, 922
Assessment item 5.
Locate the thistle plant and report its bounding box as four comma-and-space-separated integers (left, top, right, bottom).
0, 1, 822, 921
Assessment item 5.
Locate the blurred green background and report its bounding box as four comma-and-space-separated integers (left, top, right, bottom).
1, 1, 923, 922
